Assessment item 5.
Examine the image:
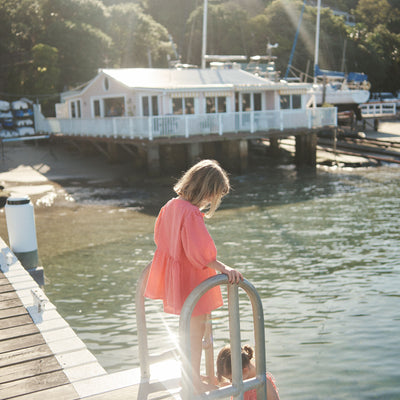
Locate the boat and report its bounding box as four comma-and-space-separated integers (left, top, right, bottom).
286, 0, 370, 117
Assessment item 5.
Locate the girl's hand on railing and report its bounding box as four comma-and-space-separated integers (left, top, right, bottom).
207, 260, 243, 284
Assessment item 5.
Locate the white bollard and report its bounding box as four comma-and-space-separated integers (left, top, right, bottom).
5, 196, 44, 285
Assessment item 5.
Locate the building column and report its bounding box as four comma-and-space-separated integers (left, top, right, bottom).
107, 142, 120, 162
238, 139, 248, 172
295, 132, 317, 167
147, 143, 160, 176
269, 136, 280, 157
221, 139, 248, 173
186, 142, 202, 166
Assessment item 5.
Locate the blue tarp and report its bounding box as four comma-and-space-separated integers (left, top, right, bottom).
315, 65, 368, 82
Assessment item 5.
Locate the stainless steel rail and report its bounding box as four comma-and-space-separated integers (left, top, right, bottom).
179, 274, 267, 400
136, 265, 267, 400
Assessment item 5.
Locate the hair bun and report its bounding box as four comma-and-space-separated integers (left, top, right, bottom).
243, 345, 254, 360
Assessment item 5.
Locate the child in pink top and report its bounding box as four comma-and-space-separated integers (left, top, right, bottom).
217, 344, 280, 400
145, 159, 243, 392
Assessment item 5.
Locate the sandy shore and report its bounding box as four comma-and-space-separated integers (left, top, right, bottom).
0, 140, 148, 206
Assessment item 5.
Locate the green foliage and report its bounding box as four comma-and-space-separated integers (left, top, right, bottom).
0, 0, 400, 100
106, 3, 174, 68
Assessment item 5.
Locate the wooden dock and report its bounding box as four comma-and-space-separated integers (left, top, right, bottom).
0, 237, 181, 399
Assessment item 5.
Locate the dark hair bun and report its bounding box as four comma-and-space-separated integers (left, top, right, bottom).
243, 345, 254, 360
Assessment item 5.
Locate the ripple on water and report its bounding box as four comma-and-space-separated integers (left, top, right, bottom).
36, 165, 400, 399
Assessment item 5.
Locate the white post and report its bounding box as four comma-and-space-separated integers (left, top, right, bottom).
201, 0, 208, 69
314, 0, 321, 83
148, 117, 153, 140
5, 196, 44, 286
185, 115, 189, 138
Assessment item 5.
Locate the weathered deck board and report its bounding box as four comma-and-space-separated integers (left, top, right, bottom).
0, 356, 62, 384
10, 384, 80, 400
0, 283, 14, 293
0, 269, 80, 400
0, 343, 53, 368
0, 370, 71, 399
0, 242, 180, 400
0, 305, 28, 319
0, 332, 45, 353
0, 313, 35, 329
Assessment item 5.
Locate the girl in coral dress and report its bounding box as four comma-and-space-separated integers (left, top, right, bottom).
144, 159, 243, 392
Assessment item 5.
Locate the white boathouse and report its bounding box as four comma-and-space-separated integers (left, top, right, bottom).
34, 66, 337, 174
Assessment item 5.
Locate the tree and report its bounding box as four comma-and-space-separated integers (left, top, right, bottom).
184, 2, 251, 65
106, 3, 175, 68
40, 0, 112, 88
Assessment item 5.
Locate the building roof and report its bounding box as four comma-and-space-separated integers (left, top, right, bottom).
100, 68, 275, 90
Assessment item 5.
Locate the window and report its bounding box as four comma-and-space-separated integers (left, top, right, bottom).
142, 97, 149, 116
280, 94, 302, 109
70, 100, 81, 118
254, 93, 262, 111
217, 97, 226, 113
242, 93, 251, 111
151, 96, 159, 116
206, 96, 226, 113
94, 100, 100, 117
172, 97, 194, 115
104, 97, 124, 117
142, 95, 159, 116
185, 98, 194, 114
104, 77, 109, 91
206, 97, 215, 113
280, 95, 290, 109
173, 98, 183, 114
292, 94, 301, 109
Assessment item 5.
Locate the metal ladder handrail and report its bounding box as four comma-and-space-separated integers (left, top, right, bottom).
180, 274, 267, 400
135, 263, 181, 400
136, 264, 267, 400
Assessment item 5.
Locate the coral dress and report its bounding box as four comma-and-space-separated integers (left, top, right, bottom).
144, 198, 223, 316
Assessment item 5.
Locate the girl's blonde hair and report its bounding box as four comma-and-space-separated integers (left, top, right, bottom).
174, 159, 230, 217
216, 344, 254, 382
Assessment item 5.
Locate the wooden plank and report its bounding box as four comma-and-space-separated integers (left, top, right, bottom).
0, 277, 10, 285
83, 385, 140, 399
0, 323, 39, 341
0, 333, 45, 354
0, 343, 53, 368
0, 291, 21, 302
0, 283, 14, 293
0, 314, 33, 329
10, 384, 79, 400
0, 370, 70, 399
0, 297, 23, 310
0, 356, 62, 384
0, 305, 27, 320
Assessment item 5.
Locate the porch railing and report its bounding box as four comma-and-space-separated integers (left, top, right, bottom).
34, 106, 337, 140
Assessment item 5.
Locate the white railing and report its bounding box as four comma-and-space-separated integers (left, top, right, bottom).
35, 107, 337, 140
360, 102, 397, 117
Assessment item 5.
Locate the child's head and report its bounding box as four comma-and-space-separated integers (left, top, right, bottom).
174, 159, 230, 217
216, 344, 254, 382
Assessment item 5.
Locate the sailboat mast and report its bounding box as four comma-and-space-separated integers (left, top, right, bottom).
314, 0, 321, 83
201, 0, 208, 69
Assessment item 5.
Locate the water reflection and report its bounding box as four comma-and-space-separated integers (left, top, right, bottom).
4, 164, 400, 399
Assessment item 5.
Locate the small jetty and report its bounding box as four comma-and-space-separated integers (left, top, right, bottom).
0, 237, 181, 400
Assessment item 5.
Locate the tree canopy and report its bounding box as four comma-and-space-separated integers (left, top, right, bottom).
1, 0, 399, 113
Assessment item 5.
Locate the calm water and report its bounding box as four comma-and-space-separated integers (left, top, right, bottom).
3, 163, 400, 399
